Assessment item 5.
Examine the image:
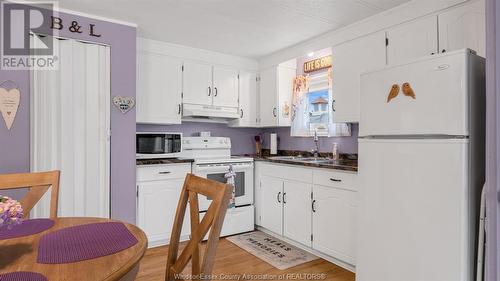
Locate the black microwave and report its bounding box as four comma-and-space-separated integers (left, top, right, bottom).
136, 132, 182, 159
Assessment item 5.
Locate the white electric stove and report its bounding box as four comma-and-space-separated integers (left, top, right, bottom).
179, 137, 255, 237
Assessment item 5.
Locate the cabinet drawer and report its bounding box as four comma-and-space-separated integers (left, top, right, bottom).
313, 169, 357, 191
260, 163, 313, 183
137, 164, 191, 182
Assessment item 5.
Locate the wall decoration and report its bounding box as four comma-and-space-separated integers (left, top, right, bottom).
282, 102, 290, 118
0, 80, 21, 130
402, 82, 416, 99
303, 55, 332, 73
387, 84, 400, 103
113, 96, 135, 114
291, 75, 309, 122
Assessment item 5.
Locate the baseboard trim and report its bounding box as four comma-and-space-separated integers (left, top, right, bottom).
147, 234, 190, 248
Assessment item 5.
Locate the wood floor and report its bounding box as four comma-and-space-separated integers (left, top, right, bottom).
136, 238, 355, 281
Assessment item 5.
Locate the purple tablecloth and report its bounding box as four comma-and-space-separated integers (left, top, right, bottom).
0, 219, 54, 240
0, 272, 47, 281
37, 222, 138, 264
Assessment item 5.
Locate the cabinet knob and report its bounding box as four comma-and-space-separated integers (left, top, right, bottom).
159, 171, 171, 175
331, 100, 336, 112
283, 192, 287, 204
330, 178, 341, 182
240, 109, 244, 118
214, 87, 218, 97
208, 86, 211, 96
312, 199, 316, 212
442, 49, 446, 53
178, 104, 181, 115
277, 191, 281, 203
273, 107, 277, 117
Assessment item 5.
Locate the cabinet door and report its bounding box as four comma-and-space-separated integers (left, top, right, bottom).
229, 71, 258, 127
283, 181, 312, 247
313, 185, 357, 265
183, 61, 213, 106
277, 66, 295, 127
137, 179, 190, 246
386, 16, 438, 65
438, 0, 485, 57
137, 51, 182, 124
332, 31, 386, 123
260, 175, 283, 235
259, 67, 278, 127
213, 66, 239, 108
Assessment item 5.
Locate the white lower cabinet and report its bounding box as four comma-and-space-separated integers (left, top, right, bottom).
283, 180, 312, 247
137, 163, 191, 248
255, 162, 357, 268
260, 175, 284, 235
312, 185, 357, 265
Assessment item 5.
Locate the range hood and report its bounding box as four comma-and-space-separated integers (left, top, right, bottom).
182, 103, 239, 120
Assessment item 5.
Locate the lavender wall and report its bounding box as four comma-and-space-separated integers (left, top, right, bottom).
485, 0, 499, 280
0, 69, 30, 175
138, 122, 358, 155
137, 122, 261, 155
0, 6, 137, 224
262, 124, 358, 154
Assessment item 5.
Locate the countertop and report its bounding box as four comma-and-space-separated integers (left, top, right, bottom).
253, 156, 358, 172
239, 149, 358, 172
136, 158, 194, 166
136, 152, 357, 172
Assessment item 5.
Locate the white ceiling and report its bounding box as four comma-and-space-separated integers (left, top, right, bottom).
49, 0, 410, 58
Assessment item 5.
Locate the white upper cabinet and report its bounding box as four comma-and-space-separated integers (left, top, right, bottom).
229, 70, 258, 127
258, 60, 295, 127
277, 65, 294, 127
182, 61, 213, 106
386, 16, 439, 65
137, 51, 182, 124
213, 66, 239, 108
183, 62, 239, 109
438, 0, 485, 57
332, 31, 386, 123
259, 67, 279, 127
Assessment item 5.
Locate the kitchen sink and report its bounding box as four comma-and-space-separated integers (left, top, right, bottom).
267, 156, 334, 164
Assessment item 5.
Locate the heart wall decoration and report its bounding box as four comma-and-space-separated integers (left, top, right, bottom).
0, 80, 21, 130
113, 96, 135, 114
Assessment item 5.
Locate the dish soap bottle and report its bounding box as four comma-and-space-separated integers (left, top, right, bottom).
332, 143, 339, 160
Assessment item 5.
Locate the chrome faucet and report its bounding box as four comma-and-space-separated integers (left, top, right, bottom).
311, 129, 320, 158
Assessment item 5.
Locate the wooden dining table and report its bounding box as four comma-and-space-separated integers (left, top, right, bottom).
0, 217, 148, 281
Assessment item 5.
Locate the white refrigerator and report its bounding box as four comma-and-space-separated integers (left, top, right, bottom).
356, 49, 485, 281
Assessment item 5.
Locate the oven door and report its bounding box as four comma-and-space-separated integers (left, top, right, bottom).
193, 162, 254, 211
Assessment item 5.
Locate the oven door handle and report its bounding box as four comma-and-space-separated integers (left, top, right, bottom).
195, 164, 253, 172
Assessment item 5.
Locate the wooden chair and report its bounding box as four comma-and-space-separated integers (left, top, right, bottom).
165, 173, 232, 281
0, 170, 60, 219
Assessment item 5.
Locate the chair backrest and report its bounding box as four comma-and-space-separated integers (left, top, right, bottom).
0, 170, 60, 219
165, 173, 232, 281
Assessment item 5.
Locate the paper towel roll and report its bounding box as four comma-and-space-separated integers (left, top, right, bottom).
270, 133, 278, 155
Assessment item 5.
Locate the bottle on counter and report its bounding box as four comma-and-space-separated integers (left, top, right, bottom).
332, 143, 339, 160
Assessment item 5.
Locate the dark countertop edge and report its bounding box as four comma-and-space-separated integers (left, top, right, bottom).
253, 158, 358, 172
136, 158, 194, 166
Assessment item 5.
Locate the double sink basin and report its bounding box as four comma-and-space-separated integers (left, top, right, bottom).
267, 156, 342, 165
